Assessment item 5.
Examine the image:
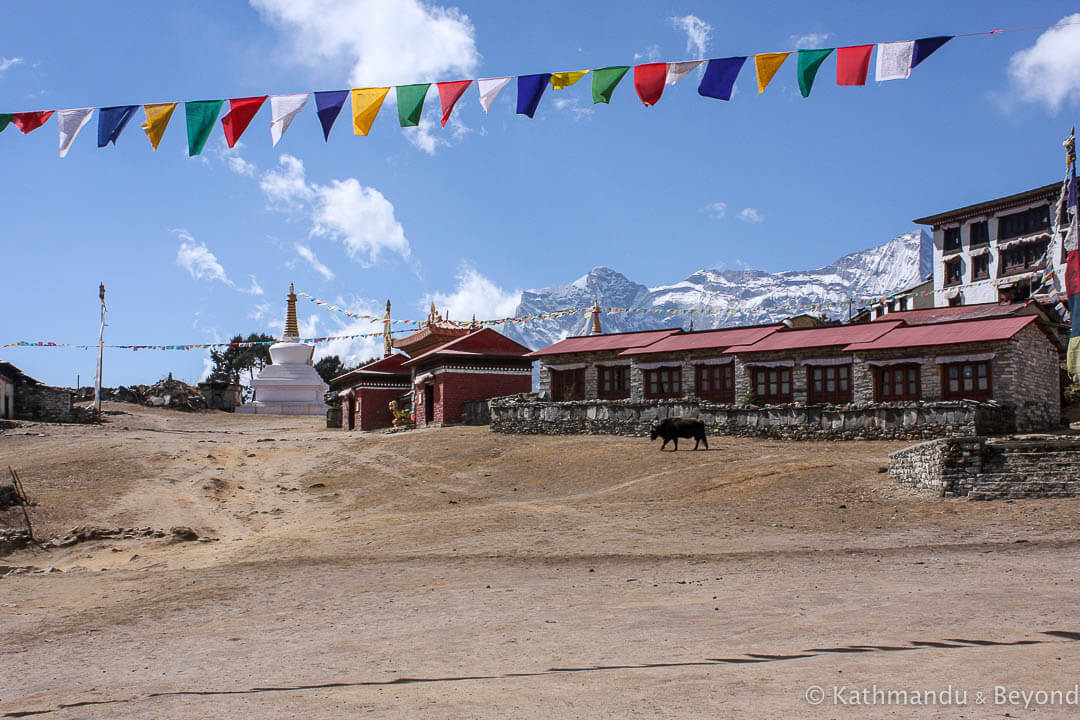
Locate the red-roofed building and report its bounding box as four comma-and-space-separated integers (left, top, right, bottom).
867, 299, 1059, 326
333, 353, 411, 431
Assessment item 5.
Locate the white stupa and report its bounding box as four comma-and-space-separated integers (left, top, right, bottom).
236, 283, 329, 416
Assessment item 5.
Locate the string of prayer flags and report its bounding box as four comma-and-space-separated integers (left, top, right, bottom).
591, 66, 629, 103
141, 103, 176, 150
477, 76, 511, 112
97, 105, 137, 147
665, 60, 703, 85
516, 73, 551, 118
269, 93, 309, 146
396, 84, 430, 127
13, 111, 53, 134
221, 96, 267, 148
57, 108, 94, 157
912, 36, 952, 68
314, 91, 348, 141
754, 52, 790, 93
436, 80, 471, 126
698, 57, 746, 100
796, 48, 833, 97
836, 45, 874, 86
550, 71, 589, 89
351, 87, 389, 135
634, 63, 668, 106
185, 100, 224, 156
0, 113, 12, 133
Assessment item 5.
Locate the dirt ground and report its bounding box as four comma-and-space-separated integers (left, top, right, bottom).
2, 403, 1080, 719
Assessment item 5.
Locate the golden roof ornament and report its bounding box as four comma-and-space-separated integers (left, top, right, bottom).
1066, 127, 1076, 168
283, 283, 300, 340
590, 299, 603, 335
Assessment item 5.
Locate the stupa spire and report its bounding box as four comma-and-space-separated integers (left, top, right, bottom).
590, 299, 603, 334
284, 283, 300, 339
383, 299, 392, 357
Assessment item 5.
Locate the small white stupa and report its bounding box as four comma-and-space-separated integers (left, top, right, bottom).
236, 283, 329, 416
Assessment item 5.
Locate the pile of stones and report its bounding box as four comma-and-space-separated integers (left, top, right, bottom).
73, 375, 208, 411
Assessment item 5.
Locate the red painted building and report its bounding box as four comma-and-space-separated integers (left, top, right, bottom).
333, 353, 411, 431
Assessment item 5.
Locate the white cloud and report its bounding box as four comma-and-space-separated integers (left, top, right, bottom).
295, 242, 335, 281
261, 154, 411, 268
249, 303, 271, 321
552, 96, 594, 120
228, 155, 256, 177
401, 113, 447, 155
251, 0, 478, 87
672, 15, 710, 59
1009, 14, 1080, 112
0, 57, 23, 74
704, 201, 727, 220
174, 230, 263, 294
738, 208, 765, 224
634, 44, 662, 62
790, 32, 831, 49
425, 265, 520, 322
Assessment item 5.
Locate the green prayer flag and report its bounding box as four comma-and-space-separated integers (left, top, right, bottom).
185, 100, 224, 156
0, 113, 12, 133
396, 83, 430, 127
591, 66, 630, 104
797, 49, 834, 98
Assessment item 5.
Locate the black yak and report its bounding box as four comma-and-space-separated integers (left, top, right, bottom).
650, 418, 708, 451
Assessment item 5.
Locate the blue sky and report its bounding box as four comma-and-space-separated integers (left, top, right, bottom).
3, 1, 1080, 387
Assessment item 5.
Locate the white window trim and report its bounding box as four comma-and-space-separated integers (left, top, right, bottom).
545, 362, 588, 371
693, 357, 733, 366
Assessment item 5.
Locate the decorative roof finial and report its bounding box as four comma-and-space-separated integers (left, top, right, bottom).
383, 299, 392, 357
1066, 127, 1076, 168
284, 283, 300, 340
590, 299, 603, 335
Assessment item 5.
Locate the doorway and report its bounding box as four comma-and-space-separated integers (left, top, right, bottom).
424, 383, 434, 424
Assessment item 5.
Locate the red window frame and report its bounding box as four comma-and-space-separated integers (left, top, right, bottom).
751, 367, 792, 404
941, 361, 992, 402
550, 367, 585, 401
873, 364, 922, 402
644, 367, 682, 399
695, 364, 734, 403
807, 364, 852, 405
598, 365, 630, 400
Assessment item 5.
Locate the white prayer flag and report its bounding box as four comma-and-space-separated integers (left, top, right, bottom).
270, 93, 310, 147
57, 108, 94, 158
875, 41, 915, 81
666, 60, 704, 85
477, 76, 511, 113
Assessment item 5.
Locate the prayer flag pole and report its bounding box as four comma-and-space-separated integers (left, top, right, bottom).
94, 283, 106, 413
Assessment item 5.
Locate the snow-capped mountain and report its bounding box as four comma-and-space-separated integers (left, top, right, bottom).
501, 229, 932, 351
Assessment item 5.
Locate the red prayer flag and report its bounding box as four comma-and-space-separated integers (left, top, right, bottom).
836, 45, 874, 86
221, 96, 268, 148
437, 80, 472, 127
1066, 249, 1080, 297
12, 111, 54, 134
634, 63, 668, 106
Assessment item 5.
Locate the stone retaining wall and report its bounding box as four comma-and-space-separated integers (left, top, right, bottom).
488, 394, 1016, 441
889, 436, 1080, 499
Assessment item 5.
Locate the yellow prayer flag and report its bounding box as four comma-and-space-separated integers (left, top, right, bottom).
141, 102, 177, 151
754, 52, 791, 94
550, 70, 590, 90
351, 87, 390, 136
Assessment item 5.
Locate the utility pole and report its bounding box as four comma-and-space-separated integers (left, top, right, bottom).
94, 283, 106, 413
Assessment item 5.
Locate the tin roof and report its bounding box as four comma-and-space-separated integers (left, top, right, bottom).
871, 301, 1030, 325
724, 322, 902, 355
619, 325, 782, 356
330, 353, 410, 388
527, 329, 682, 357
844, 315, 1038, 351
403, 328, 533, 366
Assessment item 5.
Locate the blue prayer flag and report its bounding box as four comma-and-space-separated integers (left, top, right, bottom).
912, 36, 952, 69
97, 105, 138, 147
516, 74, 552, 118
698, 57, 747, 101
314, 90, 348, 141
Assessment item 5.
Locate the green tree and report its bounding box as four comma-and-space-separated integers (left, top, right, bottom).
314, 355, 349, 384
209, 333, 276, 395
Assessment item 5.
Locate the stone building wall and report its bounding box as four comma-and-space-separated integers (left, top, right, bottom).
14, 381, 79, 423
1007, 323, 1062, 430
489, 394, 1014, 441
889, 436, 1080, 499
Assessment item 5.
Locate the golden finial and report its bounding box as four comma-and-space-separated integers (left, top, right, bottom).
590, 299, 603, 335
1066, 127, 1076, 167
283, 283, 300, 339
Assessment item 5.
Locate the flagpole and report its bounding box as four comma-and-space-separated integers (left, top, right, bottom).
94, 283, 106, 414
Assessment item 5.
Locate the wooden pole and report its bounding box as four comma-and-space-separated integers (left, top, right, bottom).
94, 283, 105, 413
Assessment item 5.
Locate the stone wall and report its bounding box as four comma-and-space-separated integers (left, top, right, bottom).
14, 382, 79, 423
889, 436, 1080, 499
489, 394, 1015, 441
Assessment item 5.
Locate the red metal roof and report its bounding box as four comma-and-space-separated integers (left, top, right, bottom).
330, 353, 409, 387
527, 329, 682, 357
724, 322, 902, 354
619, 325, 782, 356
871, 301, 1029, 325
403, 328, 532, 366
844, 315, 1038, 351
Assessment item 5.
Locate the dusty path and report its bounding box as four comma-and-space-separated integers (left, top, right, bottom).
2, 404, 1080, 718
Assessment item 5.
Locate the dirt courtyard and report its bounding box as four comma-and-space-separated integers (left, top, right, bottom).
2, 403, 1080, 718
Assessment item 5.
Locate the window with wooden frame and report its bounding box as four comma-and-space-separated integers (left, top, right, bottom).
807, 364, 852, 405
944, 257, 963, 286
644, 366, 682, 399
597, 365, 630, 400
969, 220, 989, 246
943, 226, 962, 253
550, 367, 585, 401
998, 238, 1049, 277
751, 367, 792, 404
874, 364, 922, 402
695, 363, 734, 403
971, 253, 990, 280
941, 361, 992, 402
996, 205, 1050, 241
